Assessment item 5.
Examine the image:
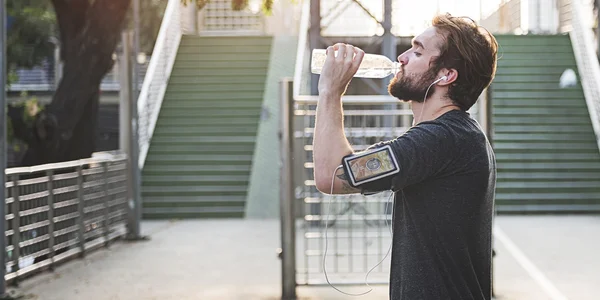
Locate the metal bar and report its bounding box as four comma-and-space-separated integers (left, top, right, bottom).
297, 109, 413, 117
279, 78, 297, 300
119, 31, 132, 158
351, 0, 382, 24
6, 156, 127, 176
11, 175, 20, 282
103, 162, 110, 247
46, 170, 55, 270
309, 0, 321, 95
348, 199, 353, 272
303, 188, 309, 285
382, 0, 397, 129
295, 95, 400, 104
485, 88, 494, 147
125, 26, 142, 240
300, 279, 389, 286
363, 196, 367, 271
133, 0, 140, 100
378, 194, 383, 272
333, 197, 338, 272
0, 0, 7, 293
302, 106, 310, 285
76, 166, 86, 257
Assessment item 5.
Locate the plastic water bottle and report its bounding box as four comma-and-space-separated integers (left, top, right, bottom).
310, 49, 400, 78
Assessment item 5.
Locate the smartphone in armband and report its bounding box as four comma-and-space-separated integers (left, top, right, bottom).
342, 145, 400, 187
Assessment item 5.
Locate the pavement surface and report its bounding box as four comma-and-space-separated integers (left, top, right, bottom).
12, 215, 600, 300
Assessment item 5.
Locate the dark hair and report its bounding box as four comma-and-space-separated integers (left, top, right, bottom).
431, 14, 498, 110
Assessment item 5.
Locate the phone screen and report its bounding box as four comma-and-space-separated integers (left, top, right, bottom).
343, 145, 399, 187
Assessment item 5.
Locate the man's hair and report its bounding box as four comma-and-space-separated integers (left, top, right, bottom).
431, 14, 498, 110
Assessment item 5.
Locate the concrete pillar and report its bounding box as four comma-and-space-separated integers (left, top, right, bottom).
309, 0, 321, 95
382, 0, 397, 129
522, 0, 559, 34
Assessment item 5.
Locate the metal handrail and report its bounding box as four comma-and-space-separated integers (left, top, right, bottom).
137, 0, 183, 169
7, 154, 127, 176
568, 0, 600, 153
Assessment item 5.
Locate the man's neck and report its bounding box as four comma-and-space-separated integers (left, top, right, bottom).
411, 95, 461, 125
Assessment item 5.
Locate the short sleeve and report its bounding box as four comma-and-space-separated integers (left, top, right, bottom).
346, 121, 457, 195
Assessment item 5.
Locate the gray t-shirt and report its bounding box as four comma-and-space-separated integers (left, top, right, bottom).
352, 110, 496, 300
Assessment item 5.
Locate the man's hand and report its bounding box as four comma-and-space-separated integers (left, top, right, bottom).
317, 43, 365, 97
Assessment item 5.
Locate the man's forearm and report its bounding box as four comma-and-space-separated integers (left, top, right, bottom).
313, 92, 354, 192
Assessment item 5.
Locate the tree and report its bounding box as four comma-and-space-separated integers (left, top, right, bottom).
10, 0, 275, 167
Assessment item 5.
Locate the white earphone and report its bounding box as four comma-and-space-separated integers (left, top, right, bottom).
417, 75, 448, 123
433, 75, 448, 84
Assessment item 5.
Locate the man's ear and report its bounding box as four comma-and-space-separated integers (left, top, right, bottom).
437, 68, 458, 86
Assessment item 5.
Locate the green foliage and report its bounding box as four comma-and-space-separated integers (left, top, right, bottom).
231, 0, 248, 11
7, 92, 45, 152
196, 0, 211, 10
6, 0, 57, 75
139, 0, 169, 54
182, 0, 276, 14
261, 0, 274, 16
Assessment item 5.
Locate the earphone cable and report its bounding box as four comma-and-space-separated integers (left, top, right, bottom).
322, 165, 394, 296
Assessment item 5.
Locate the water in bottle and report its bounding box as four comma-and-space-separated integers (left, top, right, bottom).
310, 49, 400, 78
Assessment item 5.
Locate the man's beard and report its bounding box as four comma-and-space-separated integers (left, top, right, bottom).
387, 68, 439, 103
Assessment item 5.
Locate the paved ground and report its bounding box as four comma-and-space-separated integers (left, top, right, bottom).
12, 215, 600, 300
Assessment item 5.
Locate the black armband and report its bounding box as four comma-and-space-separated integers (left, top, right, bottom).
341, 145, 400, 188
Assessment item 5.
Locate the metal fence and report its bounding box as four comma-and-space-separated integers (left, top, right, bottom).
281, 70, 488, 298
279, 78, 413, 293
293, 95, 409, 286
3, 153, 130, 284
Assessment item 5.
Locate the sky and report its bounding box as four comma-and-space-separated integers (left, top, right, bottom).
320, 0, 505, 36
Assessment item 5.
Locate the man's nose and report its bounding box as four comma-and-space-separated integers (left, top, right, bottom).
397, 52, 408, 65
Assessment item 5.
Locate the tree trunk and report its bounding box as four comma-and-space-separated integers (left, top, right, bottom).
19, 0, 132, 166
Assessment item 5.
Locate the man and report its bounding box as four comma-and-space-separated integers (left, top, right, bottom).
312, 14, 498, 300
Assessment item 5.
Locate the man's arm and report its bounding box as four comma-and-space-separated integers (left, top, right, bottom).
312, 92, 359, 194
312, 43, 364, 194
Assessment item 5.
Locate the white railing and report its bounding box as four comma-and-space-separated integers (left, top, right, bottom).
568, 0, 600, 152
137, 0, 183, 169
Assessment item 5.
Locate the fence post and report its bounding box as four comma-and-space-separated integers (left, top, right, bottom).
120, 31, 144, 241
102, 162, 110, 247
76, 166, 86, 257
0, 0, 7, 296
279, 78, 297, 300
46, 170, 55, 270
10, 175, 20, 285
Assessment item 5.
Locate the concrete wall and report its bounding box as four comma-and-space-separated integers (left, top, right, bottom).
263, 0, 303, 36
523, 0, 559, 34
481, 0, 564, 34
245, 35, 298, 219
481, 0, 522, 34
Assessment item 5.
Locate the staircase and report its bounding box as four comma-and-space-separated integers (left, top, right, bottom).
491, 34, 600, 213
141, 36, 273, 219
